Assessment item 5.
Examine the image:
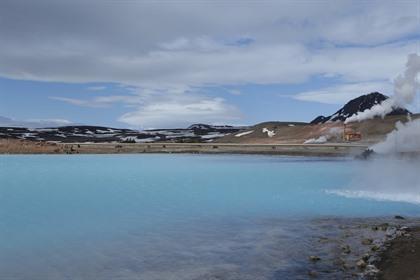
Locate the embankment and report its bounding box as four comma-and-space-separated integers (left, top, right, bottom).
0, 141, 367, 156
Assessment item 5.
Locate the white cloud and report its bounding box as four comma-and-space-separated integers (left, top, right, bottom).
118, 94, 242, 129
294, 81, 393, 104
0, 1, 418, 89
0, 116, 73, 128
87, 86, 106, 91
1, 0, 419, 127
25, 118, 73, 126
319, 2, 420, 46
50, 94, 145, 108
3, 40, 416, 90
51, 88, 243, 128
159, 36, 225, 51
49, 97, 109, 108
228, 89, 242, 96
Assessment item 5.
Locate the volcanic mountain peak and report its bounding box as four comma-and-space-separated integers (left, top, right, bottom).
311, 92, 411, 124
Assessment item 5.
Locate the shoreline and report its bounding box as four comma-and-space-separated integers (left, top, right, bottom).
0, 140, 368, 156
371, 226, 420, 280
299, 217, 417, 279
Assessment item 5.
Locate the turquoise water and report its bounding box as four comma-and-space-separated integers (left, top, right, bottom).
1, 154, 419, 279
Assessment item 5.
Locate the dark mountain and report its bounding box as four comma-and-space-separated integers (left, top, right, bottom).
187, 124, 242, 135
311, 92, 411, 124
187, 124, 214, 130
0, 124, 247, 143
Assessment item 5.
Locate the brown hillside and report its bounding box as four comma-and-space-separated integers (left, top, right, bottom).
216, 114, 419, 145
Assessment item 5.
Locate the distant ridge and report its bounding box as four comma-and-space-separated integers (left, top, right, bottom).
310, 92, 411, 124
0, 124, 246, 143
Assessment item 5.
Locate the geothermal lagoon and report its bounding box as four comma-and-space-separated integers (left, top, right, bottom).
1, 154, 419, 279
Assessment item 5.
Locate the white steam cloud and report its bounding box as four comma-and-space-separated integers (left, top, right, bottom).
371, 118, 420, 154
345, 53, 420, 124
304, 127, 342, 144
330, 55, 420, 206
365, 53, 420, 154
327, 157, 420, 205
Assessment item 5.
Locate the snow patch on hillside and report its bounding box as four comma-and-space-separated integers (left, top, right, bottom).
235, 130, 254, 137
262, 128, 275, 137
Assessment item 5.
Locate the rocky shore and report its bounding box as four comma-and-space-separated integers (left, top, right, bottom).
304, 217, 418, 279
371, 226, 420, 280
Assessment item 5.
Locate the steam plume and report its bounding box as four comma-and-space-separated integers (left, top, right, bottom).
371, 118, 420, 154
345, 53, 420, 124
304, 127, 342, 144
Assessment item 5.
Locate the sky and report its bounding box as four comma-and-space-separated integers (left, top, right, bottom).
0, 0, 419, 129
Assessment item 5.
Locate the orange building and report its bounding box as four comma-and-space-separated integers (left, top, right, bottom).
343, 124, 362, 142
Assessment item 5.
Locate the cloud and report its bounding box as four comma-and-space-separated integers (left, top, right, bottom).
2, 40, 416, 89
87, 86, 106, 91
0, 116, 73, 128
118, 94, 242, 129
51, 88, 243, 128
159, 36, 226, 51
294, 81, 393, 104
228, 89, 242, 96
1, 0, 419, 127
50, 94, 144, 108
49, 97, 109, 108
319, 3, 420, 46
0, 1, 418, 89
